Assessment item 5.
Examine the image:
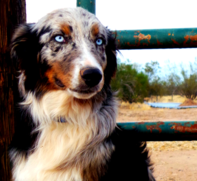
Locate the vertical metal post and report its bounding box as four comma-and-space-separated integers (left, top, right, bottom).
77, 0, 96, 14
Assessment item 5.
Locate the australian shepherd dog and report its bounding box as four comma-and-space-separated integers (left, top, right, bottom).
9, 7, 155, 181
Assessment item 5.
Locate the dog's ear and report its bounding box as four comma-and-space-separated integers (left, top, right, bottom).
11, 23, 39, 71
104, 30, 117, 84
11, 23, 44, 93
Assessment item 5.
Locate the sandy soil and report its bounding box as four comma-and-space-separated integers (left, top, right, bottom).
117, 97, 197, 181
152, 150, 197, 181
117, 108, 197, 122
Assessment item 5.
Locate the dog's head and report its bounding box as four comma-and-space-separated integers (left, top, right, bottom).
11, 8, 117, 100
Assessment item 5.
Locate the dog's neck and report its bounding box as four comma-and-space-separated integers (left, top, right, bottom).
21, 89, 117, 130
18, 89, 117, 180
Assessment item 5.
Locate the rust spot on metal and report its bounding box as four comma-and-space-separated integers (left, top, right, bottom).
146, 122, 164, 133
188, 34, 197, 41
126, 42, 135, 47
133, 33, 151, 46
183, 35, 189, 44
184, 35, 197, 43
134, 33, 151, 42
171, 39, 179, 45
157, 40, 163, 45
183, 35, 197, 46
170, 123, 197, 133
142, 43, 148, 46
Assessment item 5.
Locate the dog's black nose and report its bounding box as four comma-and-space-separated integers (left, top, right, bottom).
80, 67, 102, 87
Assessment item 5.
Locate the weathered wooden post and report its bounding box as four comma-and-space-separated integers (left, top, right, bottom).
0, 0, 26, 180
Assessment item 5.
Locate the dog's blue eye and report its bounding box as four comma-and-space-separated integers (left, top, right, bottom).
96, 38, 103, 46
55, 35, 65, 43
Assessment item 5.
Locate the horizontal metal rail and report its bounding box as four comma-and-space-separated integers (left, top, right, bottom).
77, 0, 197, 140
114, 28, 197, 49
117, 121, 197, 141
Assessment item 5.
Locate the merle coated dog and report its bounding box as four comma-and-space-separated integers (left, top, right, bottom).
9, 7, 155, 181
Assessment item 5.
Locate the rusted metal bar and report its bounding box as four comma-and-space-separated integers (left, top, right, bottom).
77, 1, 197, 141
114, 28, 197, 49
117, 121, 197, 141
77, 0, 95, 14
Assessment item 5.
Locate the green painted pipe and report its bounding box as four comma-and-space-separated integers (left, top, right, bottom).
117, 121, 197, 141
77, 0, 96, 14
114, 28, 197, 49
76, 0, 197, 141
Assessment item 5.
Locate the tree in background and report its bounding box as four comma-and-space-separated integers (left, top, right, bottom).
144, 61, 160, 81
179, 63, 197, 100
144, 61, 164, 101
111, 60, 148, 103
166, 73, 180, 101
112, 58, 197, 103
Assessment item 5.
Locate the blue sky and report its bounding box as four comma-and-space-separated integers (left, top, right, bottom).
26, 0, 197, 77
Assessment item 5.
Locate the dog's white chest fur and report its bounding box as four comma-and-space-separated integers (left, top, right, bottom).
14, 164, 82, 181
12, 109, 116, 181
10, 89, 117, 181
13, 123, 86, 181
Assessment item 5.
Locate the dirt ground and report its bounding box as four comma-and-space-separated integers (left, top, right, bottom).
117, 108, 197, 122
117, 98, 197, 181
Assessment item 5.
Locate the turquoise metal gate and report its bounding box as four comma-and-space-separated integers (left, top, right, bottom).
77, 0, 197, 141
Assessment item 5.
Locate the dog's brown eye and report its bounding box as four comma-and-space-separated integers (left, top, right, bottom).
54, 35, 65, 43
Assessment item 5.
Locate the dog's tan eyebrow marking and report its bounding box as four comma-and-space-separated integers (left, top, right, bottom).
61, 24, 73, 35
91, 24, 100, 36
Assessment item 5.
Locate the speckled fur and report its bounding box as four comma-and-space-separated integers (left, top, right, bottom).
9, 7, 155, 181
